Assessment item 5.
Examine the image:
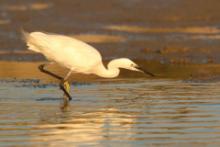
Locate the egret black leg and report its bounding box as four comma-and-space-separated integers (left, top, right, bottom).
38, 64, 62, 80
38, 63, 72, 101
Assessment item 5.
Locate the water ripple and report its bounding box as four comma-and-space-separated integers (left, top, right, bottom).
0, 79, 220, 146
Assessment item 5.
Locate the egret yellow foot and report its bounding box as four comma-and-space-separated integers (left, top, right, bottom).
61, 81, 71, 110
64, 81, 70, 93
60, 81, 72, 101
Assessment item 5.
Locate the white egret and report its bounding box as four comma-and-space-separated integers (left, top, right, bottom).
22, 31, 154, 101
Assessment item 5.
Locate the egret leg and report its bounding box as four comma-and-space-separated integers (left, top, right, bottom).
59, 70, 72, 100
38, 63, 72, 100
38, 63, 62, 80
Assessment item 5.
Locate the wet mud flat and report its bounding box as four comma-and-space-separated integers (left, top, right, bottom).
1, 61, 220, 82
1, 0, 220, 64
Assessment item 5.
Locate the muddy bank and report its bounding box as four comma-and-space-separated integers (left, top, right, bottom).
1, 61, 220, 82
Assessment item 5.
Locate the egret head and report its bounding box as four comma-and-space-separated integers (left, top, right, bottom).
109, 58, 155, 77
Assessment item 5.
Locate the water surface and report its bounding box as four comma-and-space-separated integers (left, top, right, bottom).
1, 79, 220, 146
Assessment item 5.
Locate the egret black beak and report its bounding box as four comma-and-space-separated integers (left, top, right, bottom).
136, 66, 155, 77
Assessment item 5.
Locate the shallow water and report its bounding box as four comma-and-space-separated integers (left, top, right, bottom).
1, 79, 220, 146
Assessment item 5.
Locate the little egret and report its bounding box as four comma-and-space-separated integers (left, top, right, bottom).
22, 31, 154, 101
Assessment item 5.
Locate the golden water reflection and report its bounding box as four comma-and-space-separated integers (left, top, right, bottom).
34, 108, 133, 145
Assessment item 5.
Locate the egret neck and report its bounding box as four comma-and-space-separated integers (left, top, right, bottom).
94, 59, 124, 78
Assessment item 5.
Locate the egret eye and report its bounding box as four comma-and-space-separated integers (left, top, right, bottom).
131, 63, 137, 67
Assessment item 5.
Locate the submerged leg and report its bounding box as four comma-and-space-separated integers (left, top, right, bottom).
38, 63, 72, 101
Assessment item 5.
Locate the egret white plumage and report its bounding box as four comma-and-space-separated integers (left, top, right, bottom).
22, 31, 154, 101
